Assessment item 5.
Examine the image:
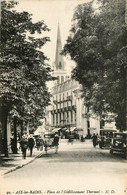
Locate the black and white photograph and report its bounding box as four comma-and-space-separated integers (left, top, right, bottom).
0, 0, 127, 195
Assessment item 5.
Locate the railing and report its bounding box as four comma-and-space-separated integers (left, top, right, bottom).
53, 100, 58, 104
51, 105, 76, 114
53, 96, 73, 105
67, 95, 72, 101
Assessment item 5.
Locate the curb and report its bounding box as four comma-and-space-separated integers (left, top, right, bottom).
3, 152, 43, 175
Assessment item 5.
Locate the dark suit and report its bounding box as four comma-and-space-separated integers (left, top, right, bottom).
28, 137, 35, 156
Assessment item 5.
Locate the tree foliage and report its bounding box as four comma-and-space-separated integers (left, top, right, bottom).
0, 1, 53, 155
63, 0, 127, 130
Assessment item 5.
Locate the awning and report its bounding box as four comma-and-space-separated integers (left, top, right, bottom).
62, 128, 67, 131
44, 131, 54, 135
34, 126, 46, 136
70, 127, 76, 132
65, 129, 69, 132
52, 128, 61, 133
75, 128, 83, 131
34, 130, 41, 136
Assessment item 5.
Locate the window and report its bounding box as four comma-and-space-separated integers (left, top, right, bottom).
61, 76, 64, 83
56, 95, 58, 101
57, 76, 59, 84
53, 114, 55, 126
59, 62, 62, 69
60, 114, 61, 124
71, 111, 73, 123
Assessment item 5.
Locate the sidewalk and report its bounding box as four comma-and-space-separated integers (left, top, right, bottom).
0, 148, 43, 176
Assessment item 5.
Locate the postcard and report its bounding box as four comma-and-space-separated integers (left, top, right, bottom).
0, 0, 127, 195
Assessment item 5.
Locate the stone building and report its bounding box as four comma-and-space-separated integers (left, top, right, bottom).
46, 24, 100, 137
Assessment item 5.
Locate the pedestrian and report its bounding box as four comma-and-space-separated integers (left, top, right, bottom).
36, 137, 41, 150
92, 133, 97, 148
40, 138, 44, 151
11, 136, 15, 154
68, 133, 74, 144
81, 135, 84, 142
96, 133, 99, 145
28, 134, 35, 157
20, 135, 28, 159
53, 132, 59, 154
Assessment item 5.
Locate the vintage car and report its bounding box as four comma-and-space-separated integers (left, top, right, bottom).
98, 129, 117, 149
110, 132, 127, 159
43, 132, 55, 153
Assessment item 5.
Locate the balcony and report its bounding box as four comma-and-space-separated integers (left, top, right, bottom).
53, 100, 58, 104
53, 96, 73, 105
67, 105, 76, 111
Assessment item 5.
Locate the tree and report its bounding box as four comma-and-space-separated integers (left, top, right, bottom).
63, 0, 127, 130
0, 1, 53, 156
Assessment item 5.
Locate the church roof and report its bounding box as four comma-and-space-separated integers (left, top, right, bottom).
55, 23, 64, 70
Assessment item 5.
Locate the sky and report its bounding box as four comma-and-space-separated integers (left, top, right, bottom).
15, 0, 90, 73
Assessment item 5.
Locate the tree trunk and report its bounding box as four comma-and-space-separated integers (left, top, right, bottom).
0, 106, 2, 155
3, 112, 8, 157
21, 120, 23, 137
0, 106, 9, 157
13, 117, 18, 154
123, 61, 127, 131
125, 0, 127, 131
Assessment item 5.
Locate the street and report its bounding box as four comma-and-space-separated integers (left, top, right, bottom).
1, 139, 127, 195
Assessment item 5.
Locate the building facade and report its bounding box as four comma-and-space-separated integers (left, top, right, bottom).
46, 24, 100, 137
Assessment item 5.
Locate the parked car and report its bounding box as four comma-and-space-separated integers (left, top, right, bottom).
98, 129, 117, 149
110, 131, 127, 159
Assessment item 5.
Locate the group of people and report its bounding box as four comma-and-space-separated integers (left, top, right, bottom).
11, 131, 98, 159
19, 132, 60, 158
80, 133, 98, 147
19, 134, 35, 159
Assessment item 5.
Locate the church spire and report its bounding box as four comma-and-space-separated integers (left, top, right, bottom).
55, 23, 64, 70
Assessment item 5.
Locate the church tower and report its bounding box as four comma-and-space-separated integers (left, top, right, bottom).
55, 24, 64, 70
52, 23, 68, 85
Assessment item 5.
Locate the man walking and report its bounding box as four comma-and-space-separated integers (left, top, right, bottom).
92, 133, 97, 148
20, 135, 28, 159
53, 133, 59, 154
28, 134, 35, 157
